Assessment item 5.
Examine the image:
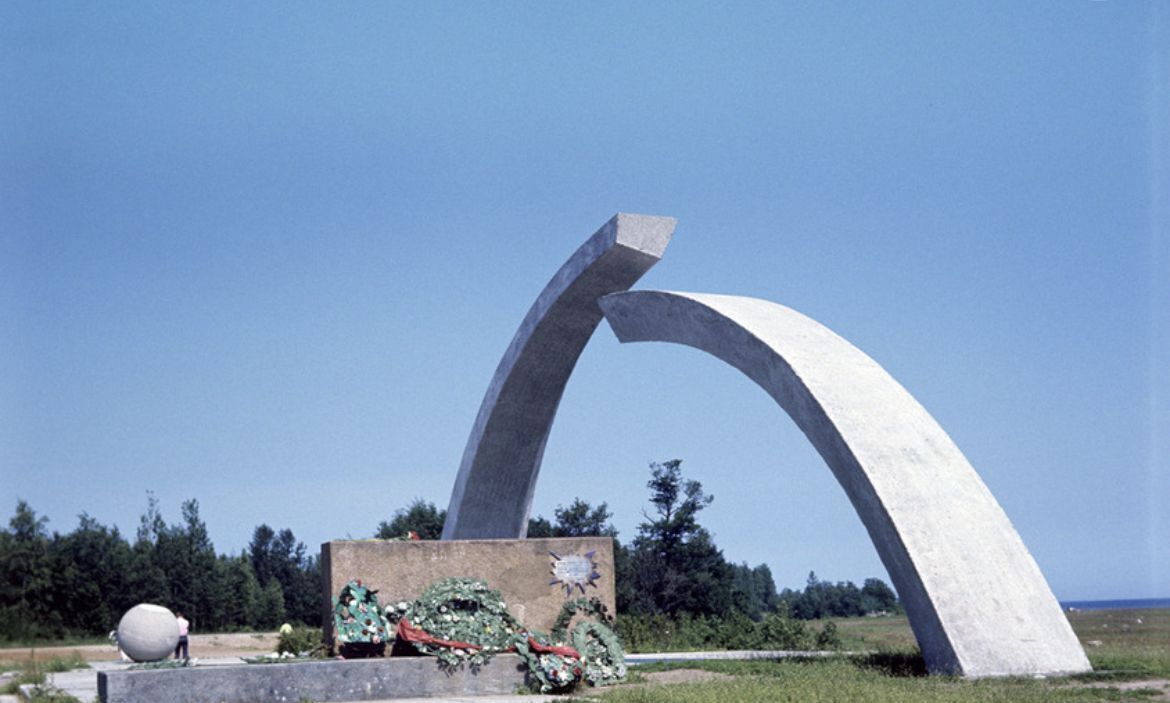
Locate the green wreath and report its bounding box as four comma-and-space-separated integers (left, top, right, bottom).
551, 596, 615, 641
522, 596, 625, 691
513, 631, 583, 693
336, 577, 628, 691
398, 577, 522, 668
332, 580, 391, 649
571, 620, 627, 686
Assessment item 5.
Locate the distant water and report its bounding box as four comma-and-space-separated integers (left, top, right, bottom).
1060, 598, 1170, 611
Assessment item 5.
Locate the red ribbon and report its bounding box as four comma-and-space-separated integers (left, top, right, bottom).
395, 619, 582, 660
525, 636, 580, 659
397, 618, 484, 651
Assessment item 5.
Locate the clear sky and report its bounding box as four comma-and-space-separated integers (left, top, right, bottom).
2, 2, 1167, 602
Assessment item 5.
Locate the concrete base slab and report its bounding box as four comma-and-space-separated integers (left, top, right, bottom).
40, 667, 100, 701
97, 655, 531, 703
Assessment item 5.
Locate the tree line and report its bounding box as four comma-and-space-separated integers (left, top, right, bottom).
0, 494, 319, 642
377, 460, 900, 623
1, 459, 898, 642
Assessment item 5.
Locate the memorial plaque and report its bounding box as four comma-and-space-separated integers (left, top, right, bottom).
548, 550, 601, 596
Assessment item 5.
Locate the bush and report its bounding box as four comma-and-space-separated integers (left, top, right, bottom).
277, 626, 323, 656
713, 609, 760, 650
616, 611, 816, 653
815, 620, 841, 650
758, 612, 813, 650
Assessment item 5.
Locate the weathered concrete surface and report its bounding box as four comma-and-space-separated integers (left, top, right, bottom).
97, 655, 530, 703
597, 290, 1091, 678
322, 537, 614, 651
443, 213, 676, 539
116, 603, 179, 662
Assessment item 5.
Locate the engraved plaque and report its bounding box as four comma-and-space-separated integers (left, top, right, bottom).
548, 550, 601, 596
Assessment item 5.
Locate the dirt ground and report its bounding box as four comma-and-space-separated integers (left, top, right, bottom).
0, 631, 282, 663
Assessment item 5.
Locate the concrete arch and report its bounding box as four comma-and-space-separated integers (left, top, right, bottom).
442, 213, 677, 539
596, 290, 1090, 677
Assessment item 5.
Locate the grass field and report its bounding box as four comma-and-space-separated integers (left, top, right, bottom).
603, 608, 1170, 702
1067, 607, 1170, 678
827, 612, 920, 651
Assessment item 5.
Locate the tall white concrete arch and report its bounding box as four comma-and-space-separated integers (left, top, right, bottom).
442, 213, 676, 539
597, 290, 1090, 677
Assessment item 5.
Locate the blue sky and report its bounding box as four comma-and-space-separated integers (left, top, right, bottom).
2, 2, 1166, 601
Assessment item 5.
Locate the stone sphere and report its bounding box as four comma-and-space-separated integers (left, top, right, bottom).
116, 604, 180, 662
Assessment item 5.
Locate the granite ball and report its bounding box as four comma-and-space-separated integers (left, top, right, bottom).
116, 603, 180, 662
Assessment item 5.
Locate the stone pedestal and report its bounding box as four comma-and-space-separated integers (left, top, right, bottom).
321, 537, 615, 653
99, 654, 531, 702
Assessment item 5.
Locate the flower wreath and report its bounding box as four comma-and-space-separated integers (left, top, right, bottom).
393, 577, 521, 668
571, 619, 628, 686
338, 576, 627, 692
551, 596, 615, 641
332, 580, 392, 647
513, 631, 584, 693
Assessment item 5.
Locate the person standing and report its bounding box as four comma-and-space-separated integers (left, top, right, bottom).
174, 611, 190, 660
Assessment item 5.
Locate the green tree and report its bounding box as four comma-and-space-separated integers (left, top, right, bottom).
0, 501, 57, 639
52, 513, 133, 634
629, 460, 733, 617
613, 542, 636, 614
249, 524, 277, 586
730, 562, 765, 620
375, 499, 446, 540
257, 579, 286, 629
752, 563, 779, 613
528, 498, 617, 538
249, 524, 318, 626
861, 577, 900, 613
125, 492, 169, 608
552, 499, 616, 537
792, 571, 826, 619
221, 554, 263, 629
290, 554, 321, 626
126, 537, 169, 608
782, 573, 899, 619
152, 499, 220, 630
526, 515, 553, 537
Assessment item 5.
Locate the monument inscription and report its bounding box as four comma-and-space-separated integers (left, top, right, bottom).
548, 550, 601, 596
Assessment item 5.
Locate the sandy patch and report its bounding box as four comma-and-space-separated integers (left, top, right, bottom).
0, 632, 281, 663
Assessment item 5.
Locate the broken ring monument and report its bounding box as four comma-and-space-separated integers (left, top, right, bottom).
100, 213, 1090, 702
442, 212, 1090, 679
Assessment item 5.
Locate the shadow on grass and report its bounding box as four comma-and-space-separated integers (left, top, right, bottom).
849, 651, 929, 678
